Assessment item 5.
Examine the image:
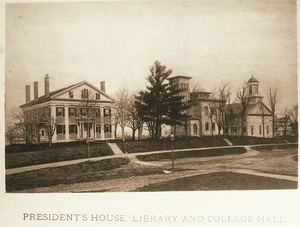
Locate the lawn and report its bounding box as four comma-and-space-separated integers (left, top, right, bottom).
136, 147, 247, 161
116, 137, 229, 154
135, 172, 298, 191
227, 136, 298, 146
5, 141, 113, 169
6, 158, 164, 192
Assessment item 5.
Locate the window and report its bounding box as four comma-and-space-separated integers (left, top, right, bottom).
96, 124, 101, 133
259, 125, 262, 135
193, 124, 198, 135
205, 122, 209, 131
205, 106, 208, 115
96, 108, 100, 117
211, 107, 215, 115
69, 107, 76, 117
69, 125, 77, 134
81, 89, 88, 98
267, 125, 269, 134
56, 107, 64, 117
104, 124, 112, 133
69, 91, 74, 98
104, 108, 111, 117
81, 108, 87, 116
41, 130, 45, 136
251, 126, 254, 135
212, 122, 215, 131
96, 93, 100, 100
249, 85, 252, 95
57, 125, 65, 134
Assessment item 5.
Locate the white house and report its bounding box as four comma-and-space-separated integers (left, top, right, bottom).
20, 74, 116, 143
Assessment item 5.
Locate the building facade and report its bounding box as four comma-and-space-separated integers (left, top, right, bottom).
226, 76, 273, 138
20, 75, 115, 143
168, 76, 223, 137
168, 75, 274, 138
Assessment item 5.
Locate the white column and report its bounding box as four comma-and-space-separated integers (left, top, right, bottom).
65, 105, 69, 141
77, 123, 80, 139
100, 107, 105, 139
111, 107, 115, 139
50, 105, 57, 142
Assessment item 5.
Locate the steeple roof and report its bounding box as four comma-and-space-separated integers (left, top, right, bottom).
247, 75, 259, 84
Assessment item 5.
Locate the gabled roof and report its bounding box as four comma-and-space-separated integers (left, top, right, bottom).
20, 80, 114, 108
168, 75, 192, 80
247, 101, 272, 115
226, 101, 272, 116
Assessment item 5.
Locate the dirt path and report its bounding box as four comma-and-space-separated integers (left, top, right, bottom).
15, 148, 297, 193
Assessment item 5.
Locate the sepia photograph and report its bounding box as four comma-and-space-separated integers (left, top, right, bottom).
0, 0, 299, 226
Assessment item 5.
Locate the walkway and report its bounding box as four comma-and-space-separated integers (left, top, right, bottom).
229, 169, 298, 182
6, 143, 297, 175
107, 142, 124, 155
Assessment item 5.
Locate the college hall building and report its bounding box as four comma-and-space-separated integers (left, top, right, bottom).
168, 75, 273, 138
20, 75, 115, 143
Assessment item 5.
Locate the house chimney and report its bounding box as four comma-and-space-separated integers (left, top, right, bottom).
45, 74, 49, 96
25, 85, 30, 103
34, 81, 38, 100
100, 81, 106, 93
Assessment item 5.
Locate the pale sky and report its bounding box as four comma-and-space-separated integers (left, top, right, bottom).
5, 0, 297, 122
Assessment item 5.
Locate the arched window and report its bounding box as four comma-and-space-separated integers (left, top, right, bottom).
205, 106, 208, 114
193, 124, 198, 135
205, 122, 209, 131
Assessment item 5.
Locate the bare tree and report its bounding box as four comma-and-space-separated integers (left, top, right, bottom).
114, 87, 130, 142
236, 81, 251, 136
77, 89, 98, 158
225, 102, 238, 136
126, 92, 140, 140
259, 104, 266, 138
5, 126, 18, 145
11, 108, 33, 144
288, 104, 298, 135
216, 82, 231, 137
266, 85, 280, 137
283, 108, 290, 136
44, 116, 62, 146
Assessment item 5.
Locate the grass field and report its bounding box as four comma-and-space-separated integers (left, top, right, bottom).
5, 142, 113, 169
116, 137, 229, 153
135, 172, 298, 191
7, 157, 160, 192
136, 147, 247, 161
227, 136, 298, 145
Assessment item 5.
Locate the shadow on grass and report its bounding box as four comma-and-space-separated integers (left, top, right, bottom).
134, 172, 298, 192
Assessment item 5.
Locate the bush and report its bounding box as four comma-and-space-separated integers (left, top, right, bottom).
6, 142, 114, 169
6, 157, 129, 192
253, 144, 298, 151
136, 147, 247, 161
117, 137, 229, 154
227, 136, 298, 145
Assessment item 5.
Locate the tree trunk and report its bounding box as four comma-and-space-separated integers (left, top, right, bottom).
114, 124, 118, 139
122, 126, 125, 142
241, 117, 244, 137
272, 114, 275, 137
132, 129, 136, 140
